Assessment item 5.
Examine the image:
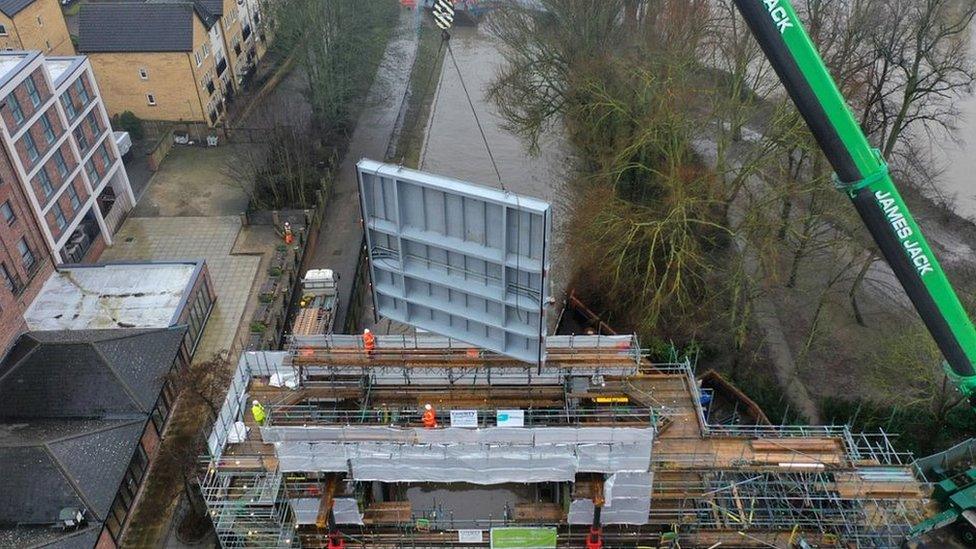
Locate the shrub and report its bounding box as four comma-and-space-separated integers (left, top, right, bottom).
113, 111, 145, 140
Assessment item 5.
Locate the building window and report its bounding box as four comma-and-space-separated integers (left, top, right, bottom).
17, 237, 34, 272
146, 93, 156, 106
54, 149, 68, 177
36, 15, 42, 26
194, 50, 202, 66
0, 24, 6, 36
85, 159, 97, 182
1, 263, 14, 292
67, 184, 80, 210
53, 203, 66, 230
60, 94, 76, 119
75, 79, 90, 104
202, 43, 209, 56
25, 77, 40, 108
86, 111, 99, 135
7, 94, 23, 125
23, 132, 38, 162
0, 200, 14, 224
45, 39, 50, 51
74, 127, 88, 151
99, 143, 111, 167
38, 168, 53, 197
138, 68, 148, 80
40, 114, 55, 144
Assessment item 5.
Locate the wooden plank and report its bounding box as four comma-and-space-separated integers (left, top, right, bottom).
316, 475, 338, 529
514, 503, 563, 521
362, 502, 412, 524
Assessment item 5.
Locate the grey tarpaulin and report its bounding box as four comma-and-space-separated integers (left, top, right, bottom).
270, 426, 653, 482
333, 498, 364, 525
291, 498, 319, 524
568, 471, 652, 525
291, 498, 364, 525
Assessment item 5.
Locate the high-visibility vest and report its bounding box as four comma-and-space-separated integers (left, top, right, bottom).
252, 403, 266, 424
422, 409, 437, 428
363, 332, 376, 351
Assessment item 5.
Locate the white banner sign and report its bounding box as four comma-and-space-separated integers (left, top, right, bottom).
496, 409, 524, 427
458, 529, 484, 543
450, 410, 478, 428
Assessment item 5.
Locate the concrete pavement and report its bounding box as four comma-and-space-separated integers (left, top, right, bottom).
307, 9, 419, 330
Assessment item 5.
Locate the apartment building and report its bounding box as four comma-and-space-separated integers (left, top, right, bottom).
217, 0, 268, 88
78, 0, 267, 126
0, 51, 134, 352
0, 0, 74, 55
0, 122, 53, 354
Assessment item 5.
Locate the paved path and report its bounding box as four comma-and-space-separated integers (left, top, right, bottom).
693, 136, 823, 424
307, 9, 419, 330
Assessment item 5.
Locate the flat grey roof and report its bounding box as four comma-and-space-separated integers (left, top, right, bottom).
24, 262, 202, 331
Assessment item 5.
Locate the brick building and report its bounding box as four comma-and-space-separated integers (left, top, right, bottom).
78, 0, 268, 127
0, 0, 74, 55
0, 51, 134, 353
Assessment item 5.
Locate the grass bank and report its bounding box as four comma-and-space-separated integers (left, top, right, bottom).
392, 20, 447, 168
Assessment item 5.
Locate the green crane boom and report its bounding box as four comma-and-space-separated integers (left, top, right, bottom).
732, 0, 976, 403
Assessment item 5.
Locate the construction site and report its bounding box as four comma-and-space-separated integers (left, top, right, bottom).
199, 332, 930, 548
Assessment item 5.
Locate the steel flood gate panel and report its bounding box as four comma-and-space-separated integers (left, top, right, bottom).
357, 159, 551, 364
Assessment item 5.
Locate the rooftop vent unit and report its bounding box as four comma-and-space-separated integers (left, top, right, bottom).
58, 507, 85, 530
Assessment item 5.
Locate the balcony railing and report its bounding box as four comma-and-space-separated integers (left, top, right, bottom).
102, 190, 130, 234
216, 57, 227, 77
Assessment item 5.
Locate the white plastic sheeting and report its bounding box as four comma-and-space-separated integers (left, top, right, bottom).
291, 498, 319, 524
226, 421, 249, 443
271, 426, 653, 482
352, 454, 577, 484
290, 498, 364, 525
568, 472, 652, 525
333, 498, 364, 525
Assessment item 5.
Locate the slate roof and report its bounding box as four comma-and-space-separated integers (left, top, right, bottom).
0, 420, 143, 523
78, 2, 196, 53
0, 0, 36, 18
0, 328, 186, 419
0, 328, 186, 544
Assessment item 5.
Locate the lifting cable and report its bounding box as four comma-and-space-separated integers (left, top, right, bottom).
446, 38, 503, 186
443, 34, 533, 332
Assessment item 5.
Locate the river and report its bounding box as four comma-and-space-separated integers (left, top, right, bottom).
420, 24, 574, 316
935, 56, 976, 222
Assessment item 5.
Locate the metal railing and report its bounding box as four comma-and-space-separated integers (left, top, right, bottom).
265, 404, 655, 428
288, 333, 644, 366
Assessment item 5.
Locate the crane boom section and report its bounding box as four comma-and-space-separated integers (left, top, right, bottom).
733, 0, 976, 398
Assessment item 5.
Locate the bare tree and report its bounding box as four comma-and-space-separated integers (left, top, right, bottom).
167, 352, 235, 420
268, 0, 399, 136
857, 0, 976, 160
486, 0, 625, 152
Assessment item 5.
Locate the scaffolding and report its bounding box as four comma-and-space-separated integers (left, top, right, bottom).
200, 459, 297, 549
198, 339, 932, 548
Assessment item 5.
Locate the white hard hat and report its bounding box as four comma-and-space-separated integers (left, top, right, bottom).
253, 400, 259, 405
364, 328, 371, 334
424, 404, 432, 410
